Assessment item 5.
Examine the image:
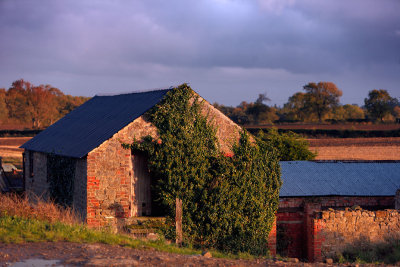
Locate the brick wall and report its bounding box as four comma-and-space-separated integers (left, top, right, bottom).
276, 209, 305, 258
268, 217, 277, 256
312, 209, 400, 260
276, 196, 395, 261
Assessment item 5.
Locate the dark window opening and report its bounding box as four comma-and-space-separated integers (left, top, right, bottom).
29, 151, 34, 178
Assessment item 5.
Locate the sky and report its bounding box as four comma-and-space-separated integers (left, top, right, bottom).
0, 0, 399, 106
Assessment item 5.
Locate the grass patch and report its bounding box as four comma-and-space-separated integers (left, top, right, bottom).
0, 194, 261, 260
0, 214, 257, 259
337, 238, 400, 264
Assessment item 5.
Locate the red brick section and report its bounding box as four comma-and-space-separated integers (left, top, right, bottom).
276, 211, 305, 258
309, 216, 325, 262
267, 217, 277, 256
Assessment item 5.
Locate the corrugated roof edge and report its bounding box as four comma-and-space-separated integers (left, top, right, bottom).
19, 88, 173, 156
96, 87, 175, 96
19, 95, 101, 150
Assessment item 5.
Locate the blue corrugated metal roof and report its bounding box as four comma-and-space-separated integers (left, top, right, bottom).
21, 89, 171, 158
280, 161, 400, 197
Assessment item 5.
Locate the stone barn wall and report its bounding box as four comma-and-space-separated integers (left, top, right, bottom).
24, 151, 49, 199
24, 151, 88, 221
276, 196, 395, 261
86, 116, 158, 227
85, 100, 243, 227
199, 98, 242, 154
311, 209, 400, 261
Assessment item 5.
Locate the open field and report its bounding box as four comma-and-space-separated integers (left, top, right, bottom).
309, 137, 400, 160
252, 123, 400, 131
0, 137, 31, 159
1, 136, 400, 163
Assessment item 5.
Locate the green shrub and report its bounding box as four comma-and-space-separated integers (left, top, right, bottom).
258, 128, 316, 161
124, 84, 281, 255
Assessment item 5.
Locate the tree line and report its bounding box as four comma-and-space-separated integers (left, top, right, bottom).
0, 79, 90, 128
1, 79, 398, 129
214, 82, 400, 125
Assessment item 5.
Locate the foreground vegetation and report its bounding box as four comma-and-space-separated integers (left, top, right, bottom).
0, 194, 256, 260
336, 238, 400, 265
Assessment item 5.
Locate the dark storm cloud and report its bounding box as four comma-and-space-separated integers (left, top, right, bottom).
0, 0, 399, 105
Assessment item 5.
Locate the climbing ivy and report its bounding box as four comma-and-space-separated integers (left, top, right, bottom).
124, 84, 281, 255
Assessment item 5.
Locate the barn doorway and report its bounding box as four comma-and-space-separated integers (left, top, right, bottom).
131, 152, 165, 217
132, 152, 152, 216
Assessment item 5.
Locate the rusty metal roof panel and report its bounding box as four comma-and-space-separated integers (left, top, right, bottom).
280, 161, 400, 197
21, 89, 170, 158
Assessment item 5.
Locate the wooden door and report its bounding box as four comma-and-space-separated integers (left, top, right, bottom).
132, 153, 152, 216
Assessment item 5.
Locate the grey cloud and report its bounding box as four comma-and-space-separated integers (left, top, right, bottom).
0, 0, 399, 106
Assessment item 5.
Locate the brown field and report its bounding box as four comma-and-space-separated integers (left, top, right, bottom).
250, 123, 400, 131
0, 123, 31, 130
1, 136, 399, 164
309, 137, 400, 160
0, 137, 31, 159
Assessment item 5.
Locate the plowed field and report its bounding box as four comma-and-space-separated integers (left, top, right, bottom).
308, 137, 400, 160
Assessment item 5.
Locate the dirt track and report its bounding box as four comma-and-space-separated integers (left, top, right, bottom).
0, 242, 311, 267
0, 242, 389, 267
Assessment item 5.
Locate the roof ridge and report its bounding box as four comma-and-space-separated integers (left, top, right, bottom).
96, 88, 172, 97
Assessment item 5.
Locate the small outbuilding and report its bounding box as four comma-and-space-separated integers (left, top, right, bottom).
21, 88, 242, 227
277, 161, 400, 261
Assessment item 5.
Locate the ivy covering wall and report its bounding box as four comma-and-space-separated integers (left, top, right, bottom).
124, 84, 281, 255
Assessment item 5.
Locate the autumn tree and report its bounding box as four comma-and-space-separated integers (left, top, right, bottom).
6, 79, 32, 123
303, 82, 342, 122
364, 89, 399, 122
213, 93, 278, 125
332, 104, 365, 121
3, 79, 90, 128
246, 93, 278, 124
27, 84, 59, 128
0, 88, 8, 123
281, 92, 309, 121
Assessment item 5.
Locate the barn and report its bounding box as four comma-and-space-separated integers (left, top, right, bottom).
277, 161, 400, 261
21, 88, 242, 227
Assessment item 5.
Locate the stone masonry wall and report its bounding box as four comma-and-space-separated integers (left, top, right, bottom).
24, 151, 49, 199
86, 116, 158, 227
85, 97, 244, 227
314, 209, 400, 260
199, 97, 242, 154
276, 196, 395, 261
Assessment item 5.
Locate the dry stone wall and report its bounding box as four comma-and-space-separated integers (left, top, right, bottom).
315, 209, 400, 259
